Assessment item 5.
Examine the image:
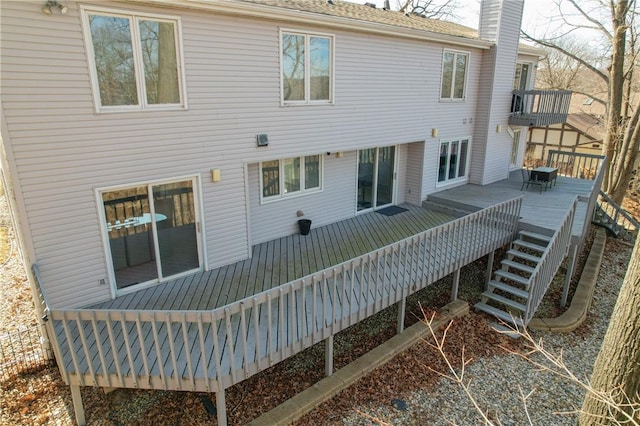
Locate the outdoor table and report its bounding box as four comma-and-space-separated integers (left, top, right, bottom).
530, 166, 558, 189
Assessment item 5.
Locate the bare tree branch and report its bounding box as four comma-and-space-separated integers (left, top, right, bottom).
521, 30, 609, 82
566, 0, 614, 39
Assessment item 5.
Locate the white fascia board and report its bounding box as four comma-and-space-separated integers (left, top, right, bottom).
518, 43, 545, 59
126, 0, 493, 50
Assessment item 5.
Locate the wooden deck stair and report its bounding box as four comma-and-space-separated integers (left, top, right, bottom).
592, 191, 638, 242
474, 230, 552, 328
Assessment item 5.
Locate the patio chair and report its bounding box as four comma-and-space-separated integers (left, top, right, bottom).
521, 167, 545, 193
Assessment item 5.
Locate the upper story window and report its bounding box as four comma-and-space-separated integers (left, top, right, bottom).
281, 30, 333, 105
82, 7, 186, 112
440, 50, 468, 101
261, 155, 322, 201
513, 63, 531, 90
437, 138, 470, 184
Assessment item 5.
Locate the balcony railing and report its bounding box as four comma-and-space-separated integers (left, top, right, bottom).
509, 90, 572, 127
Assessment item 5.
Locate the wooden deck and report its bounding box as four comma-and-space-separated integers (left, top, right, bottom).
88, 204, 457, 311
428, 170, 595, 239
45, 199, 523, 394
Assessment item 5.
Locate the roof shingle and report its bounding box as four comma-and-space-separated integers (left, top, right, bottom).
238, 0, 479, 39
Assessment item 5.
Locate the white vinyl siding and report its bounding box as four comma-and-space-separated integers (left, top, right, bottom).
470, 0, 524, 185
1, 0, 491, 308
249, 153, 354, 245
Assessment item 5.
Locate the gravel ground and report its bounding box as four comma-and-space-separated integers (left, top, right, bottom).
0, 176, 634, 425
0, 182, 37, 334
301, 237, 632, 426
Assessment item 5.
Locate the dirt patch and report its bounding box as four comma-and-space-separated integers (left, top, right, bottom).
0, 226, 10, 265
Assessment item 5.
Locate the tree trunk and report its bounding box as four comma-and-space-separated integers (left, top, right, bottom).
157, 22, 178, 104
610, 103, 640, 203
579, 236, 640, 425
602, 0, 628, 201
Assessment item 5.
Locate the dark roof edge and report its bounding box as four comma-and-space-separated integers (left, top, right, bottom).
126, 0, 494, 49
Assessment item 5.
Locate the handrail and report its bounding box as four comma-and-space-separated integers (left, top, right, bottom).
45, 197, 522, 392
546, 150, 606, 180
597, 190, 639, 229
524, 198, 578, 324
547, 150, 606, 243
509, 90, 572, 127
596, 190, 639, 241
30, 265, 56, 363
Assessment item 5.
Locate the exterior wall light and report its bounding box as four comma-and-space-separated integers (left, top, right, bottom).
42, 0, 68, 15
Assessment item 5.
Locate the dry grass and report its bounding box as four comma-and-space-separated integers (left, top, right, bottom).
0, 226, 10, 265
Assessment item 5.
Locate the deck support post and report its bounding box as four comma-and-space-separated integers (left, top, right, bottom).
451, 268, 460, 301
70, 385, 85, 426
396, 296, 406, 334
561, 243, 578, 307
325, 335, 334, 377
216, 389, 227, 426
485, 250, 495, 288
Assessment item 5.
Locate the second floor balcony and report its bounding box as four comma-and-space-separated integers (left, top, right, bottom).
509, 89, 572, 127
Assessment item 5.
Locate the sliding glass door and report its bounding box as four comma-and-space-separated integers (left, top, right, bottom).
357, 146, 395, 212
102, 178, 201, 290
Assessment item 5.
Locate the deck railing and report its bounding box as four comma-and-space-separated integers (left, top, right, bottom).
595, 190, 639, 241
509, 90, 572, 127
44, 198, 522, 393
547, 150, 607, 244
546, 150, 605, 180
524, 199, 578, 324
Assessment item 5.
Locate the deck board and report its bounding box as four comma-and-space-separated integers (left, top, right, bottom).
428, 171, 594, 237
51, 189, 588, 391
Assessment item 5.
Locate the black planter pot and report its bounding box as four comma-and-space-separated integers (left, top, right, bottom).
298, 219, 312, 235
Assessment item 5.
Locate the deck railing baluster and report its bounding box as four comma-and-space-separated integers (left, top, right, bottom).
195, 317, 210, 390
223, 308, 237, 384
118, 314, 137, 388
61, 314, 84, 386
134, 313, 150, 381
278, 288, 285, 357
41, 197, 528, 398
252, 297, 261, 369
164, 313, 181, 389
180, 313, 195, 390
104, 314, 124, 388
266, 293, 274, 363
149, 315, 167, 390
238, 303, 249, 376
74, 316, 96, 386
89, 312, 110, 386
210, 316, 224, 390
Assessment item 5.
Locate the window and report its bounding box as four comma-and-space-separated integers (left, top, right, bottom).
100, 178, 201, 292
511, 129, 521, 165
513, 63, 530, 90
438, 138, 470, 184
261, 155, 322, 200
281, 30, 333, 104
82, 7, 185, 112
440, 50, 468, 100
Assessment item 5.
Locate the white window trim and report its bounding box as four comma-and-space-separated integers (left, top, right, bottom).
95, 174, 204, 298
440, 49, 469, 102
514, 62, 533, 91
280, 28, 335, 106
259, 155, 324, 203
510, 129, 522, 166
81, 5, 188, 113
436, 137, 471, 187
